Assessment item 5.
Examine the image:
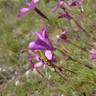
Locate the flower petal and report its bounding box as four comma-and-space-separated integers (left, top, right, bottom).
60, 31, 67, 40
36, 27, 48, 41
58, 11, 72, 20
35, 54, 40, 61
28, 27, 54, 51
68, 0, 84, 7
33, 0, 39, 3
28, 41, 47, 50
40, 27, 48, 39
18, 8, 30, 17
45, 50, 53, 60
33, 61, 44, 68
90, 49, 96, 54
35, 27, 53, 50
52, 0, 64, 12
90, 54, 96, 60
27, 0, 37, 9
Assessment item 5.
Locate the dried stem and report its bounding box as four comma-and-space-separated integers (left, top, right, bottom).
35, 8, 49, 20
52, 64, 67, 80
68, 40, 88, 53
61, 7, 96, 41
36, 69, 45, 78
56, 48, 93, 69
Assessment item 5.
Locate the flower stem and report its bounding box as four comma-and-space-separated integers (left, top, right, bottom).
36, 69, 45, 78
56, 48, 93, 69
52, 63, 77, 75
61, 7, 96, 41
68, 40, 88, 53
35, 8, 49, 20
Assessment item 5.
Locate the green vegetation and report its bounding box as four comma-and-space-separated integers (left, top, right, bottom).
0, 0, 96, 96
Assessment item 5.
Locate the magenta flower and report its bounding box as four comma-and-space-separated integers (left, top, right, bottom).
18, 0, 48, 20
45, 50, 56, 61
59, 31, 68, 40
18, 0, 39, 17
52, 0, 64, 12
28, 27, 55, 61
28, 53, 45, 68
89, 49, 96, 60
67, 0, 84, 7
58, 11, 72, 20
57, 31, 69, 44
28, 27, 53, 50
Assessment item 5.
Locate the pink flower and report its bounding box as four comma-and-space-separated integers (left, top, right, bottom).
28, 27, 54, 51
45, 50, 56, 61
58, 11, 72, 20
28, 27, 56, 62
90, 49, 96, 60
18, 0, 39, 17
28, 53, 45, 68
52, 0, 64, 12
18, 0, 48, 20
67, 0, 84, 7
59, 31, 68, 41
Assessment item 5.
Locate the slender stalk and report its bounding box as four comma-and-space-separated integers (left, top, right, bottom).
48, 61, 77, 80
56, 48, 93, 69
54, 68, 67, 80
61, 7, 96, 41
52, 64, 67, 80
79, 6, 84, 14
73, 18, 96, 41
51, 62, 76, 74
36, 69, 45, 78
68, 40, 88, 53
35, 8, 49, 20
59, 36, 89, 53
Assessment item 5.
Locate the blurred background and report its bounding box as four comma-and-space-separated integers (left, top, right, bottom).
0, 0, 96, 96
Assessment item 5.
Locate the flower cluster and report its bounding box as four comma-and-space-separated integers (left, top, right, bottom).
18, 0, 48, 20
28, 27, 56, 68
18, 0, 96, 78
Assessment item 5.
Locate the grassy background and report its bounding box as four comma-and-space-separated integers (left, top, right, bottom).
0, 0, 96, 96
